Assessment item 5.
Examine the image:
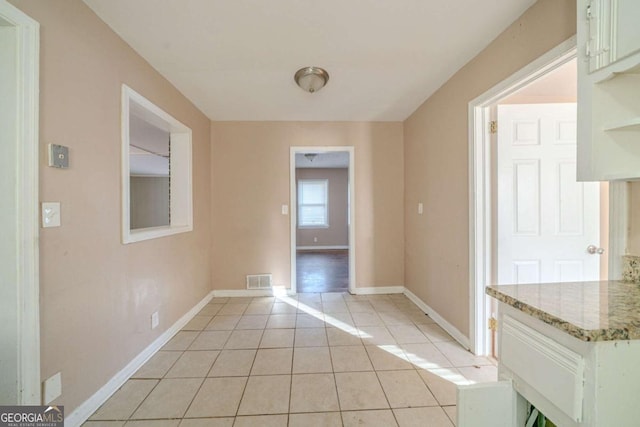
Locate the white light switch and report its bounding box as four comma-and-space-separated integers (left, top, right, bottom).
281, 204, 289, 215
42, 202, 61, 227
418, 202, 424, 215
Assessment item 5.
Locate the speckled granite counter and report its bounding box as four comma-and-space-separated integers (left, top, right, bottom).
486, 281, 640, 342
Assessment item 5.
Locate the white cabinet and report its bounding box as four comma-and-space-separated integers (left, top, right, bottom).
582, 0, 640, 73
457, 381, 526, 427
457, 302, 640, 427
458, 303, 640, 427
611, 1, 640, 63
577, 0, 640, 181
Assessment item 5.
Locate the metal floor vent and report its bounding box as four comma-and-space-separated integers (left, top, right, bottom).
246, 274, 272, 289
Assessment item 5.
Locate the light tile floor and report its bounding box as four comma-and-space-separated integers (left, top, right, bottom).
85, 293, 497, 427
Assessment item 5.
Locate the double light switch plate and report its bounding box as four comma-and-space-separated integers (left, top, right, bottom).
42, 202, 61, 228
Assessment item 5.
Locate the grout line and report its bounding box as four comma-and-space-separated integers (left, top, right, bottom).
91, 292, 487, 425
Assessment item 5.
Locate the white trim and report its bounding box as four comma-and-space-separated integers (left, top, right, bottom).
352, 286, 405, 295
65, 290, 214, 427
212, 289, 295, 298
121, 85, 193, 244
404, 288, 470, 350
468, 36, 577, 356
296, 245, 349, 251
290, 146, 356, 294
608, 181, 628, 279
0, 1, 41, 405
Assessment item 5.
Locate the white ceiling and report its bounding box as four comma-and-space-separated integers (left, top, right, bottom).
84, 0, 536, 122
295, 152, 349, 168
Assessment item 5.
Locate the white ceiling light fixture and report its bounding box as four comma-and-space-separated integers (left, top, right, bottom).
294, 67, 330, 93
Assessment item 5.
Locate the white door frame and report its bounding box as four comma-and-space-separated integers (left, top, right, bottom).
468, 35, 626, 355
0, 0, 40, 404
290, 146, 356, 294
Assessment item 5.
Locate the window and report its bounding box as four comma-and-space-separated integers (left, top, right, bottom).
121, 85, 192, 244
298, 179, 328, 228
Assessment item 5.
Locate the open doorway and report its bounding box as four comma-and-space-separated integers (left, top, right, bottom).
0, 2, 40, 404
290, 147, 355, 294
468, 39, 618, 356
487, 60, 609, 356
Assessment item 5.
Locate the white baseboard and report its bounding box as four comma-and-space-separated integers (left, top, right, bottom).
212, 288, 293, 298
66, 290, 214, 427
403, 288, 471, 350
296, 245, 349, 250
352, 286, 405, 295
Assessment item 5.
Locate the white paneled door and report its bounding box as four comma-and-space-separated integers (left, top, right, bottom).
497, 103, 601, 285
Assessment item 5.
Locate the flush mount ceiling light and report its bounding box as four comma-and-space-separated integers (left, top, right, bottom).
294, 66, 330, 93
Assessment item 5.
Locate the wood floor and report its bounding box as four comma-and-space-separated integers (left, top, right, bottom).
296, 250, 349, 293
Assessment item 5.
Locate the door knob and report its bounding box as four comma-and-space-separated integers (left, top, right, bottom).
587, 245, 605, 255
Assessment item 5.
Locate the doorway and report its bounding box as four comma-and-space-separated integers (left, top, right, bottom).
0, 1, 40, 404
289, 147, 355, 294
468, 38, 622, 356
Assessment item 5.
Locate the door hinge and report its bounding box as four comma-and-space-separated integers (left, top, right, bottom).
489, 121, 498, 134
488, 316, 498, 332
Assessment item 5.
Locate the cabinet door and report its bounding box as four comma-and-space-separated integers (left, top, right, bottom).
584, 0, 613, 73
457, 381, 526, 427
611, 0, 640, 62
578, 0, 640, 180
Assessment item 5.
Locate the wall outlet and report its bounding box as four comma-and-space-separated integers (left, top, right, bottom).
281, 204, 288, 215
418, 202, 424, 215
43, 372, 62, 404
313, 237, 318, 243
151, 311, 159, 329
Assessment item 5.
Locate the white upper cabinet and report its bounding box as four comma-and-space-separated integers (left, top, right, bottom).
577, 0, 640, 181
583, 0, 640, 73
612, 2, 640, 63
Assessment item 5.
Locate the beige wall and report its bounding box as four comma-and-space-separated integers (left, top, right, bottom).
12, 0, 212, 412
211, 122, 404, 289
501, 58, 577, 104
403, 0, 576, 336
296, 168, 349, 248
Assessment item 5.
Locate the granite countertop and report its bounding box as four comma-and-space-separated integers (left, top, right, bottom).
486, 281, 640, 342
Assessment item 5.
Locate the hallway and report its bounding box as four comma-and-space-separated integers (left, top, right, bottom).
84, 292, 496, 426
296, 250, 349, 293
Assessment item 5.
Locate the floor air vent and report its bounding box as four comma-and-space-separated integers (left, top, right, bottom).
246, 274, 272, 289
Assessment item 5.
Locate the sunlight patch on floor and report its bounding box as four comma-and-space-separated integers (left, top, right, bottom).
275, 291, 476, 385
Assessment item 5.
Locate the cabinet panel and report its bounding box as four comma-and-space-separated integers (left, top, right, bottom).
501, 315, 584, 422
457, 381, 523, 427
585, 0, 612, 73
612, 0, 640, 62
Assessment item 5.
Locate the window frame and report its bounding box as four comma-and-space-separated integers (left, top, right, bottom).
297, 178, 329, 229
121, 84, 193, 244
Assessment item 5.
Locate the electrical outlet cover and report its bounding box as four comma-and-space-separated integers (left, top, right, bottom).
43, 372, 62, 404
151, 312, 159, 329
